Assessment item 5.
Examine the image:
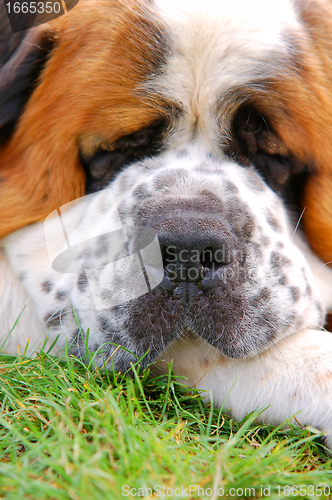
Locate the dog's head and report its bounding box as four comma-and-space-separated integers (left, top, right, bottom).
2, 0, 332, 369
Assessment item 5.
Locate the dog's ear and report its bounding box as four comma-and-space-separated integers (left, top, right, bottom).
0, 2, 55, 142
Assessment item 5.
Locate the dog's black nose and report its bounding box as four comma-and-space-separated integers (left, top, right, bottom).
156, 217, 242, 291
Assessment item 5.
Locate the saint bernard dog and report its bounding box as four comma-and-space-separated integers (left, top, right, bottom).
1, 0, 332, 447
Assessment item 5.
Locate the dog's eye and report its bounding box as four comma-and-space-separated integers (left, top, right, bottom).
80, 121, 167, 193
225, 106, 306, 191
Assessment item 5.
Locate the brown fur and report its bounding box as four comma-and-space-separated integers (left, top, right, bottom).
232, 0, 332, 264
0, 0, 167, 237
295, 0, 332, 263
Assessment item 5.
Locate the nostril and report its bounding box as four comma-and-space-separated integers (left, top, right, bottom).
200, 247, 214, 268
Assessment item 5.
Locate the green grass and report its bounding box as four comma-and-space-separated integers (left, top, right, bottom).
0, 345, 331, 499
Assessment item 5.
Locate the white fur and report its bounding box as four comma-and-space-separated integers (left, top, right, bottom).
155, 329, 332, 448
157, 330, 332, 448
149, 0, 301, 151
0, 247, 45, 354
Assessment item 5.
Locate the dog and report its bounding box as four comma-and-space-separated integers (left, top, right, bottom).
1, 0, 332, 447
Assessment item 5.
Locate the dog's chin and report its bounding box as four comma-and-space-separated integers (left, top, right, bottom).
93, 276, 302, 371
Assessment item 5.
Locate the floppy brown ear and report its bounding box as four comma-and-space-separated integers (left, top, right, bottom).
0, 2, 54, 142
0, 5, 79, 238
0, 0, 164, 239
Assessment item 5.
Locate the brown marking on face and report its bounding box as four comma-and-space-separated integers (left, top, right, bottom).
289, 1, 332, 264
0, 0, 168, 237
228, 0, 332, 264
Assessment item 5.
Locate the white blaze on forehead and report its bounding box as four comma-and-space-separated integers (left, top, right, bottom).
154, 0, 299, 48
150, 0, 300, 145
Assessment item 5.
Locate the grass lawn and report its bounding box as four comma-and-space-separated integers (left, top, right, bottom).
0, 342, 331, 500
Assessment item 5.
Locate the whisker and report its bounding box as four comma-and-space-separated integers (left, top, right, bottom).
315, 260, 332, 275
291, 207, 306, 239
260, 113, 273, 139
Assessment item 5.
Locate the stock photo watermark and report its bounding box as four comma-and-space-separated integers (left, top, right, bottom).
44, 187, 251, 311
121, 484, 332, 498
164, 246, 246, 284
4, 0, 80, 32
44, 188, 164, 311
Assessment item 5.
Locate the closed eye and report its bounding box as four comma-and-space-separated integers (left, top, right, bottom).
225, 105, 309, 205
80, 120, 168, 193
